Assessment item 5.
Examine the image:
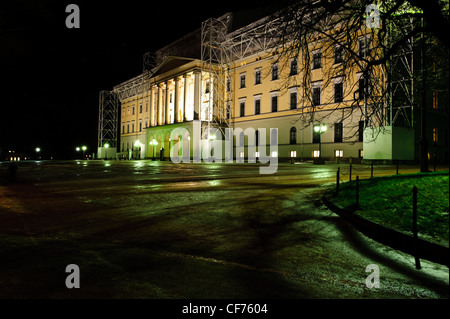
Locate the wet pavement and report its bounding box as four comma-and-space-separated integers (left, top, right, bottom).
0, 160, 448, 299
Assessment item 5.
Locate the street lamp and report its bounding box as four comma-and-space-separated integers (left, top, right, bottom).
149, 139, 158, 160
313, 124, 327, 164
209, 134, 216, 162
82, 146, 87, 159
134, 140, 141, 160
35, 147, 41, 160
104, 143, 109, 160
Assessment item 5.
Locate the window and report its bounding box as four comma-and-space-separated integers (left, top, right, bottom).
272, 64, 279, 81
131, 121, 135, 132
313, 150, 320, 158
433, 91, 438, 109
255, 130, 259, 146
313, 128, 320, 144
334, 45, 344, 64
290, 151, 297, 157
359, 37, 369, 58
122, 123, 125, 134
290, 58, 298, 76
226, 101, 231, 119
335, 150, 343, 158
254, 97, 261, 115
359, 149, 364, 158
358, 121, 365, 142
334, 82, 343, 103
139, 119, 142, 132
139, 103, 142, 113
290, 127, 297, 144
271, 94, 278, 112
127, 122, 130, 133
132, 106, 135, 115
312, 51, 322, 69
226, 77, 231, 92
358, 76, 366, 100
312, 86, 321, 106
240, 101, 245, 117
334, 122, 343, 142
290, 91, 297, 109
240, 74, 246, 88
433, 128, 438, 144
145, 102, 148, 112
204, 80, 211, 94
255, 68, 261, 85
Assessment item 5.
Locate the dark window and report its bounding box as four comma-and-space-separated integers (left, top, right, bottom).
312, 87, 321, 106
226, 78, 231, 92
139, 104, 143, 113
255, 130, 259, 146
240, 74, 246, 88
359, 38, 369, 58
290, 58, 298, 75
334, 45, 344, 64
272, 65, 279, 80
240, 102, 245, 117
290, 92, 297, 109
334, 122, 343, 142
226, 103, 231, 119
255, 99, 261, 115
313, 52, 322, 69
255, 70, 261, 84
290, 127, 297, 144
358, 121, 365, 142
334, 82, 343, 103
313, 129, 320, 144
271, 95, 278, 112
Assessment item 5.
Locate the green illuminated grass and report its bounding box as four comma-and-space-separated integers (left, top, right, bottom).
328, 171, 449, 245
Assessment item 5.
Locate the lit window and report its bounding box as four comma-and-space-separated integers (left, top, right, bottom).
290, 151, 297, 157
433, 128, 438, 144
334, 150, 343, 158
313, 150, 320, 158
359, 149, 364, 158
271, 151, 278, 157
255, 151, 260, 157
433, 91, 438, 109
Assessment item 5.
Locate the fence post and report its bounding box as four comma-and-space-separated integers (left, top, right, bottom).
336, 167, 340, 194
349, 163, 352, 181
412, 186, 421, 270
370, 162, 374, 179
356, 175, 360, 209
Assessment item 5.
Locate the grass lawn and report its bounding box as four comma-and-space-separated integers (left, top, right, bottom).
327, 171, 449, 246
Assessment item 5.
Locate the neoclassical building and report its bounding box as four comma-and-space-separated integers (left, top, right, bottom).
98, 7, 448, 164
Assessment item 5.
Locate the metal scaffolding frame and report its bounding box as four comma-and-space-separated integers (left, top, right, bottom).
97, 90, 119, 149
387, 17, 416, 129
200, 13, 281, 139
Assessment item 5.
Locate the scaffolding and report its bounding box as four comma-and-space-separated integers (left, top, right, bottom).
387, 16, 416, 129
97, 90, 119, 151
200, 13, 281, 139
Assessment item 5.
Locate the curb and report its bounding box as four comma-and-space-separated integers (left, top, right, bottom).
322, 196, 449, 267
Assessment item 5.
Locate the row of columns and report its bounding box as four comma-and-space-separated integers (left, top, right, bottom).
149, 71, 201, 127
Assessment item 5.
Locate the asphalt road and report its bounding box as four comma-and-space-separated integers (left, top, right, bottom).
0, 160, 448, 300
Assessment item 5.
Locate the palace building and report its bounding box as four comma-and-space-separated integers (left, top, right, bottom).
97, 6, 448, 165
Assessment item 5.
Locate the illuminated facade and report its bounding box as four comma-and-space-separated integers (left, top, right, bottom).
98, 9, 448, 164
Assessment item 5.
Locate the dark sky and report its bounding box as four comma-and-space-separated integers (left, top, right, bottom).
0, 0, 275, 158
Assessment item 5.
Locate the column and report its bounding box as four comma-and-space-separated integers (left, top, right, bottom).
193, 71, 200, 120
157, 84, 162, 126
183, 74, 188, 122
174, 77, 180, 123
165, 80, 170, 125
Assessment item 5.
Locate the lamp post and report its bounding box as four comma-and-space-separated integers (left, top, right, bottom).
104, 143, 109, 160
313, 124, 327, 164
209, 134, 216, 162
35, 147, 41, 160
82, 146, 87, 159
150, 139, 158, 160
134, 140, 141, 160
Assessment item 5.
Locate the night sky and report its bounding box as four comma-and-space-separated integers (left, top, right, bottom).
0, 0, 275, 159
